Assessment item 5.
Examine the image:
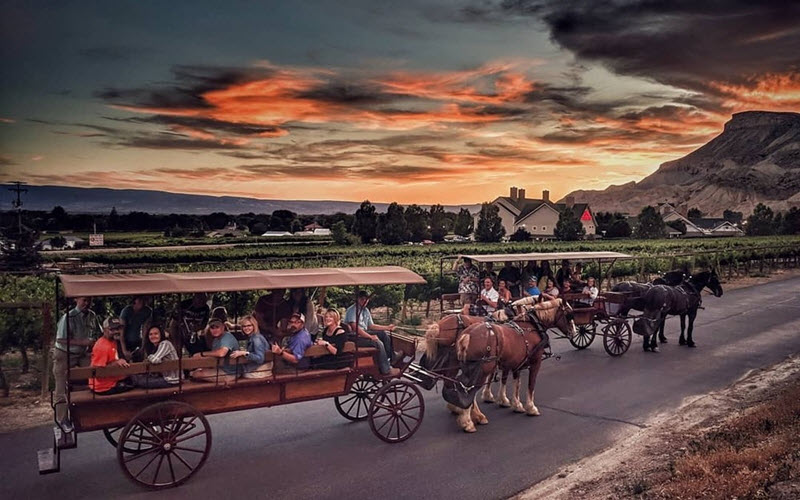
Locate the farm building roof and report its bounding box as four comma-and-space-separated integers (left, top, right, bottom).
59, 266, 426, 298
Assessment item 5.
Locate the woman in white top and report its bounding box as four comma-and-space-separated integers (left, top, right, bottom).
480, 277, 499, 314
580, 276, 599, 306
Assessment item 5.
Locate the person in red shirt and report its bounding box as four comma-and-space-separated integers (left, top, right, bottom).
90, 317, 133, 395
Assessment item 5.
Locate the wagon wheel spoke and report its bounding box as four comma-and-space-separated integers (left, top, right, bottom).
124, 446, 160, 464
166, 453, 177, 485
171, 450, 195, 472
173, 430, 208, 444
135, 451, 162, 480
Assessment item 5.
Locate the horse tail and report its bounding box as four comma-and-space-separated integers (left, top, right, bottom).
424, 323, 440, 360
456, 331, 471, 363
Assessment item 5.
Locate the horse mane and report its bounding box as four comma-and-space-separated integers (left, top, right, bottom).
531, 298, 561, 326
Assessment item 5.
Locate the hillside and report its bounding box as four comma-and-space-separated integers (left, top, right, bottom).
0, 185, 478, 215
564, 111, 800, 216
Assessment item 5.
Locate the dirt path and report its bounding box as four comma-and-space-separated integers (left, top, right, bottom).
516, 355, 800, 499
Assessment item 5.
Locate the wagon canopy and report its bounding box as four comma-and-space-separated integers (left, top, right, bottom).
59, 266, 427, 298
455, 251, 633, 263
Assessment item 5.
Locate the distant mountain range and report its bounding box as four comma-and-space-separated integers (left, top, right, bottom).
0, 184, 479, 215
564, 111, 800, 216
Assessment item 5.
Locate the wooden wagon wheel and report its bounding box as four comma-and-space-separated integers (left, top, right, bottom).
104, 425, 158, 454
569, 323, 596, 350
368, 380, 425, 443
602, 319, 632, 357
117, 401, 211, 490
334, 375, 381, 421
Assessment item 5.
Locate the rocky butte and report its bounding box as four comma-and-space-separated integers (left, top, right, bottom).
564, 111, 800, 216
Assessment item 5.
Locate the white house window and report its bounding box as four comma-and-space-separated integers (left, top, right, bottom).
532, 226, 537, 231
542, 226, 547, 231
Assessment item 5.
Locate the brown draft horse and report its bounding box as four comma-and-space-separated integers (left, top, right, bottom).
480, 299, 576, 411
446, 299, 576, 433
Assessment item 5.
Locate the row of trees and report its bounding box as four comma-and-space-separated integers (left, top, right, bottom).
349, 202, 474, 244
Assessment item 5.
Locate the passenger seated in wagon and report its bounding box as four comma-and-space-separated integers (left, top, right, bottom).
577, 277, 599, 307
271, 312, 313, 373
311, 308, 353, 370
479, 277, 500, 314
131, 325, 180, 389
523, 277, 541, 300
541, 278, 560, 301
230, 315, 272, 379
119, 295, 152, 362
496, 279, 512, 307
345, 291, 399, 375
191, 318, 239, 383
89, 318, 134, 396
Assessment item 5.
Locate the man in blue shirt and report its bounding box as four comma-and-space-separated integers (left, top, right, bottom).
191, 318, 240, 383
271, 312, 313, 372
345, 291, 398, 375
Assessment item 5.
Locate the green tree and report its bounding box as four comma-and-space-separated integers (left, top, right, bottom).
745, 203, 775, 236
722, 209, 743, 225
353, 200, 378, 243
781, 207, 800, 234
377, 203, 407, 245
109, 207, 120, 230
474, 203, 505, 243
428, 204, 449, 242
331, 221, 355, 245
290, 219, 303, 233
453, 208, 474, 237
606, 219, 632, 238
204, 212, 230, 230
554, 207, 586, 241
405, 204, 430, 242
687, 208, 703, 219
270, 210, 296, 231
635, 206, 666, 239
509, 227, 532, 242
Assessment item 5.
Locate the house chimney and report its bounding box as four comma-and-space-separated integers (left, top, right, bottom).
542, 189, 550, 202
518, 188, 526, 199
510, 187, 518, 198
565, 196, 574, 208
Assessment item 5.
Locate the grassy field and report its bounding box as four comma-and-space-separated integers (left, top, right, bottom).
42, 231, 331, 248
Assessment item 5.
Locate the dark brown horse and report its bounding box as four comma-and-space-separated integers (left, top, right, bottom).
447, 299, 576, 432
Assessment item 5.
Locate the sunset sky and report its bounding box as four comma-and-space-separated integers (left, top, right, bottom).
1, 1, 799, 205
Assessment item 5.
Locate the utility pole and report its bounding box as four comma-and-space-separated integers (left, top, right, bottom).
9, 181, 28, 234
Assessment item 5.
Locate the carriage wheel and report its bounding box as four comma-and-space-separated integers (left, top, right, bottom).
569, 324, 596, 350
104, 425, 158, 454
602, 320, 632, 357
368, 380, 425, 443
117, 401, 211, 490
334, 375, 381, 421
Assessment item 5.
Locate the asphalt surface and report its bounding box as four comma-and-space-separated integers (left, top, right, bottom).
2, 276, 799, 500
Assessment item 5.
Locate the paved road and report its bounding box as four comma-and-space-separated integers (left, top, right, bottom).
2, 277, 799, 500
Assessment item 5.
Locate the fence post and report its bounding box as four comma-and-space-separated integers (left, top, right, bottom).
40, 302, 53, 400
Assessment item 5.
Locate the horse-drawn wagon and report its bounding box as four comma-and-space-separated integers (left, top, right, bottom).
38, 266, 427, 489
440, 251, 638, 357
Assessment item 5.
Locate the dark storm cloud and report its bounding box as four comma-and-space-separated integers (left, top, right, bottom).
295, 82, 402, 105
106, 133, 248, 150
110, 115, 286, 137
462, 0, 800, 96
96, 65, 276, 110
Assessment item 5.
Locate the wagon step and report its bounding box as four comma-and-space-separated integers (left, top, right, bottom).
54, 425, 76, 450
37, 427, 68, 475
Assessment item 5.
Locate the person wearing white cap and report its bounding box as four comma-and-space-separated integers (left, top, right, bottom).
271, 312, 313, 372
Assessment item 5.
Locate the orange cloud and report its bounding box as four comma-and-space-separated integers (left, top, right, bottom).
712, 72, 800, 111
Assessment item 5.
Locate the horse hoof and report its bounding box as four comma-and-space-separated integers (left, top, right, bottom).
513, 406, 526, 414
679, 339, 686, 346
659, 337, 668, 344
687, 342, 696, 348
477, 417, 489, 425
463, 425, 477, 433
526, 408, 540, 417
483, 398, 495, 404
651, 347, 660, 353
643, 346, 651, 352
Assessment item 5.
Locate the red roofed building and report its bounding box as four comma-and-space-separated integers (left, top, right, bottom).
484, 187, 597, 239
